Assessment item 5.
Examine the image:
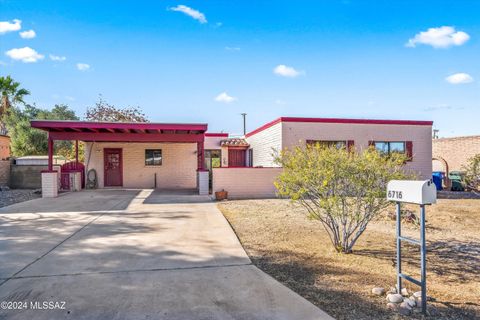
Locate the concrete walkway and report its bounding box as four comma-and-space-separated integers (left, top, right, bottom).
0, 189, 332, 320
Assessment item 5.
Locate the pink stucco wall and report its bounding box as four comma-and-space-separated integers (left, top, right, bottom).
212, 167, 282, 199
204, 135, 224, 150
282, 121, 432, 179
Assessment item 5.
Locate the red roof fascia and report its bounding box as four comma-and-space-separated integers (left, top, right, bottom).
205, 133, 229, 137
31, 120, 208, 132
245, 117, 433, 138
48, 131, 204, 143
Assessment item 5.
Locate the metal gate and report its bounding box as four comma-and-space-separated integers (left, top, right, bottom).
60, 161, 85, 190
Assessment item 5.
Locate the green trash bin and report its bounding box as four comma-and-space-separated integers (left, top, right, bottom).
449, 171, 465, 192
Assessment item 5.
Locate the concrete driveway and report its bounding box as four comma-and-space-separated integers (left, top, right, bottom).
0, 189, 332, 320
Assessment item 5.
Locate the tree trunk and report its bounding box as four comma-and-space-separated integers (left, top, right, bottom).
0, 96, 11, 135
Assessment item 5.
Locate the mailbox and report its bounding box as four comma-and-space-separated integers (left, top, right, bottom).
387, 180, 437, 205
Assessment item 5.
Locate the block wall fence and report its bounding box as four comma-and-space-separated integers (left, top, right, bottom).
432, 135, 480, 172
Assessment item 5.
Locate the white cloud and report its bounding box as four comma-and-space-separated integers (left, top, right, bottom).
273, 64, 304, 77
53, 94, 75, 101
19, 29, 36, 39
214, 92, 237, 103
76, 63, 90, 71
424, 104, 465, 111
445, 72, 474, 84
406, 26, 470, 48
275, 99, 287, 105
5, 47, 44, 63
225, 46, 240, 51
169, 5, 207, 24
49, 54, 66, 61
0, 19, 21, 34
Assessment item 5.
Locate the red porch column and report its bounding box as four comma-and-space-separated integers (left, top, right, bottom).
197, 141, 205, 170
48, 136, 54, 171
75, 140, 79, 168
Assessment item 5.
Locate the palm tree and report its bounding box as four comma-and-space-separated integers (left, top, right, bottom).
0, 75, 30, 134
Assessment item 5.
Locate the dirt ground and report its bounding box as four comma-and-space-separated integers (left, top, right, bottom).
218, 198, 480, 320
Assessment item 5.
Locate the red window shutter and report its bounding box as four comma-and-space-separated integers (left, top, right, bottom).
228, 149, 246, 167
406, 141, 413, 161
347, 140, 354, 151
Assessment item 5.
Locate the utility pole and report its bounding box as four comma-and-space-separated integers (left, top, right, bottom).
241, 113, 247, 136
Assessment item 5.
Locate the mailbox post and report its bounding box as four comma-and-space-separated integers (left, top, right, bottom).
387, 180, 436, 315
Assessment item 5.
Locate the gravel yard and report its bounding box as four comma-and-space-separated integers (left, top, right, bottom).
0, 189, 41, 208
218, 198, 480, 320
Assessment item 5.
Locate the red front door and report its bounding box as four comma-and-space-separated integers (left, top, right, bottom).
228, 149, 246, 167
104, 148, 123, 187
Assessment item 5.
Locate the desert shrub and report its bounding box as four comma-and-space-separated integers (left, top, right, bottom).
463, 154, 480, 193
274, 145, 410, 253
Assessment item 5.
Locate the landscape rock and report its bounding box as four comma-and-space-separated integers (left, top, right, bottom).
389, 286, 397, 294
371, 287, 385, 296
0, 189, 41, 208
413, 291, 422, 298
399, 304, 412, 316
401, 287, 409, 296
386, 293, 403, 303
400, 301, 412, 310
404, 297, 416, 308
413, 307, 423, 314
387, 302, 399, 311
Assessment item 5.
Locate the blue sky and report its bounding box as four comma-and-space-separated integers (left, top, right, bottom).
1, 0, 479, 137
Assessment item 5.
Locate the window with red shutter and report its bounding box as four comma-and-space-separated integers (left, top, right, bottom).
406, 141, 413, 161
347, 140, 355, 151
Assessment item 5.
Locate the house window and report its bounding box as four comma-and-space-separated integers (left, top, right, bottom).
145, 149, 162, 166
374, 142, 405, 155
247, 149, 253, 167
306, 140, 346, 149
204, 150, 221, 170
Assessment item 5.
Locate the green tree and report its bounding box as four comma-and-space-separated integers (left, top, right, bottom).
0, 75, 30, 134
463, 154, 480, 194
5, 104, 80, 158
85, 96, 148, 122
274, 145, 411, 253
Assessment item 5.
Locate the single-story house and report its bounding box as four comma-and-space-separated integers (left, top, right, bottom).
30, 117, 433, 198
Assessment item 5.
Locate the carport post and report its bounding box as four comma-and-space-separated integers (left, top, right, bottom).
75, 140, 79, 168
48, 136, 54, 171
197, 141, 205, 170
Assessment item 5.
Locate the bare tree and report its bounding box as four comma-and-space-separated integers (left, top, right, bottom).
85, 96, 148, 122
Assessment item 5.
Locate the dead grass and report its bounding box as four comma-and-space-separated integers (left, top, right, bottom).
218, 199, 480, 320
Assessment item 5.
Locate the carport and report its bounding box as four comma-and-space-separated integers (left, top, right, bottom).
30, 120, 209, 197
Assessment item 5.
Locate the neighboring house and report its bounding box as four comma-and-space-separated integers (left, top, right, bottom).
0, 135, 11, 160
0, 135, 11, 186
30, 117, 433, 198
433, 135, 480, 173
14, 155, 66, 166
